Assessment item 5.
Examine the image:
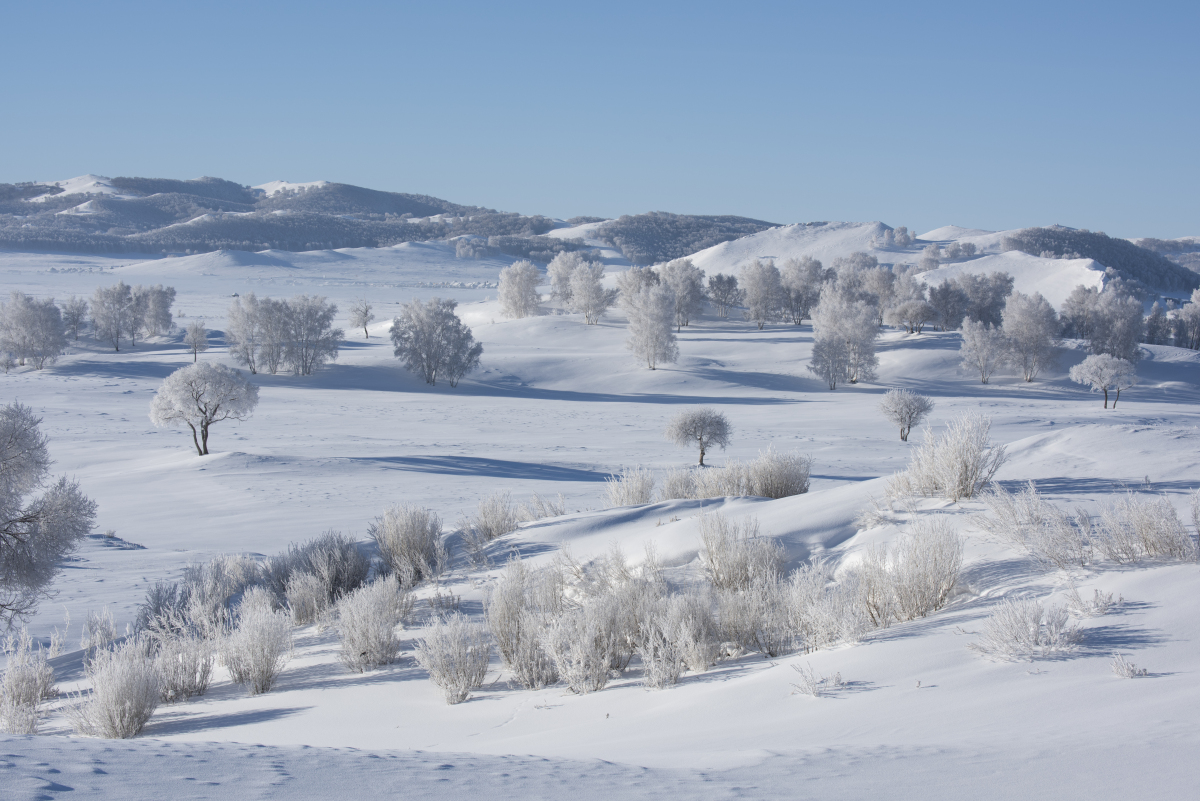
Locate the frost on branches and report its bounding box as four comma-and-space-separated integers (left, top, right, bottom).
150, 363, 260, 456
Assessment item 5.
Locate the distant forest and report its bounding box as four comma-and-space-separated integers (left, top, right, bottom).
1002, 227, 1200, 292
595, 212, 779, 265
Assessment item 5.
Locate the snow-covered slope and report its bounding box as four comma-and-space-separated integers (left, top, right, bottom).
688, 221, 905, 273
30, 174, 139, 202
918, 250, 1105, 308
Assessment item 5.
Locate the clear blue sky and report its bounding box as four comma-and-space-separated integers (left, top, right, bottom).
4, 0, 1197, 238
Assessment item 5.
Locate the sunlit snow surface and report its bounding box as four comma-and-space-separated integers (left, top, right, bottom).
1, 240, 1198, 799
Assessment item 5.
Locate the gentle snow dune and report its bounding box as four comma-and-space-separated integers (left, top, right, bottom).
688, 221, 901, 273
918, 225, 998, 241
917, 251, 1105, 308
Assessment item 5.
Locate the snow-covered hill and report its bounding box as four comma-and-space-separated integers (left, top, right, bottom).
917, 251, 1106, 308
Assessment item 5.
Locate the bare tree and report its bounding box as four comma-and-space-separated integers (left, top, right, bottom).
879, 389, 935, 441
349, 298, 375, 339
666, 407, 731, 466
150, 363, 260, 455
183, 321, 208, 363
1069, 354, 1137, 408
1, 403, 97, 625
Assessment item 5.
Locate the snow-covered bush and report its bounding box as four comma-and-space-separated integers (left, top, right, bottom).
464, 492, 519, 546
154, 633, 214, 703
888, 412, 1007, 502
260, 531, 370, 609
1, 628, 56, 734
658, 467, 697, 501
665, 407, 731, 466
173, 554, 260, 639
81, 607, 118, 657
543, 599, 620, 694
486, 560, 559, 690
1111, 653, 1148, 678
498, 260, 542, 319
746, 447, 811, 498
67, 637, 160, 738
389, 297, 483, 386
284, 572, 327, 626
1096, 493, 1197, 563
337, 576, 413, 673
605, 466, 655, 507
660, 588, 719, 673
699, 513, 783, 591
414, 612, 492, 704
790, 663, 844, 697
1065, 583, 1115, 618
717, 578, 793, 657
878, 389, 934, 442
638, 607, 684, 689
968, 597, 1080, 661
976, 482, 1092, 570
222, 589, 293, 695
890, 518, 964, 621
369, 505, 448, 587
517, 492, 567, 522
692, 462, 750, 498
1069, 354, 1137, 408
787, 560, 872, 651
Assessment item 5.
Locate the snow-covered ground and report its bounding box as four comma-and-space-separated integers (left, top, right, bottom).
2, 239, 1199, 799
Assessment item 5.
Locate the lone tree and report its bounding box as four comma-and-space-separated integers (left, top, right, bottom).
879, 388, 935, 441
1, 402, 97, 625
498, 260, 542, 319
665, 407, 731, 466
150, 363, 260, 455
349, 299, 375, 339
1069, 354, 1137, 408
389, 298, 483, 387
184, 320, 209, 363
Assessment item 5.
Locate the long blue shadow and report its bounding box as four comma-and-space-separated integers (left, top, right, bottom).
347, 455, 608, 482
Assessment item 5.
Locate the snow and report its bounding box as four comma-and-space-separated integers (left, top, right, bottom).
252, 180, 330, 196
917, 250, 1106, 308
1, 241, 1199, 798
688, 221, 913, 274
918, 225, 997, 241
29, 175, 140, 202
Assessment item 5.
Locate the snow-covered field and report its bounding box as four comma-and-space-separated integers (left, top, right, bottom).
3, 237, 1199, 799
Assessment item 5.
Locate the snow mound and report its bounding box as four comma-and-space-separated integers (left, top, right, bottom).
919, 225, 997, 241
917, 250, 1104, 308
689, 221, 903, 274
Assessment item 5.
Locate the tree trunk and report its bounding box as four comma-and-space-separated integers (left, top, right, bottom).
1114, 387, 1121, 408
193, 349, 198, 363
187, 422, 203, 456
1103, 388, 1109, 409
201, 422, 210, 455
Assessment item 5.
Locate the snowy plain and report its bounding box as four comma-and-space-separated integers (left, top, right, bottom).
2, 227, 1199, 799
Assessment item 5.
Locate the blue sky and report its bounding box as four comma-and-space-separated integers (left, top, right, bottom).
4, 1, 1197, 237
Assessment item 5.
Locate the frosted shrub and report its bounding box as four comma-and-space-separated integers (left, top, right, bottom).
968, 597, 1081, 661
658, 467, 697, 501
661, 589, 719, 672
81, 607, 117, 657
891, 518, 964, 621
284, 572, 328, 626
790, 663, 844, 697
414, 612, 492, 704
155, 633, 214, 703
976, 482, 1091, 569
692, 462, 751, 498
135, 581, 192, 639
470, 492, 520, 542
1111, 653, 1148, 678
544, 599, 620, 694
888, 412, 1007, 502
223, 589, 293, 694
747, 447, 811, 498
67, 638, 160, 738
260, 532, 369, 608
517, 492, 567, 522
878, 389, 934, 442
788, 560, 872, 651
1097, 493, 1197, 563
638, 610, 683, 689
370, 505, 448, 587
699, 513, 783, 591
717, 578, 793, 657
181, 554, 261, 638
1, 629, 56, 734
486, 560, 558, 689
605, 466, 655, 507
337, 576, 413, 672
1066, 583, 1115, 618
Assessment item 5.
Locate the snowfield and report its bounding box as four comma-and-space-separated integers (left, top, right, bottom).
2, 235, 1199, 800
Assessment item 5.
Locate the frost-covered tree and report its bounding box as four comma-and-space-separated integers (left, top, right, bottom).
90, 281, 134, 351
959, 319, 1007, 384
547, 251, 588, 306
183, 321, 209, 363
1060, 284, 1099, 339
227, 294, 263, 374
886, 299, 937, 334
780, 256, 827, 324
61, 296, 89, 340
150, 363, 260, 456
616, 265, 660, 304
1088, 288, 1144, 362
257, 298, 292, 375
1069, 354, 1137, 409
958, 272, 1014, 327
808, 288, 879, 389
1144, 302, 1169, 345
894, 226, 913, 247
918, 244, 941, 272
349, 298, 375, 339
741, 260, 784, 329
942, 241, 977, 260
665, 407, 731, 466
1002, 291, 1059, 382
879, 389, 934, 441
1176, 290, 1200, 349
624, 282, 678, 369
660, 258, 706, 329
498, 260, 542, 319
389, 297, 483, 387
927, 280, 969, 331
0, 292, 67, 369
861, 267, 897, 325
136, 285, 176, 338
569, 263, 616, 325
284, 295, 342, 376
124, 287, 149, 347
1, 403, 97, 625
707, 274, 742, 318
